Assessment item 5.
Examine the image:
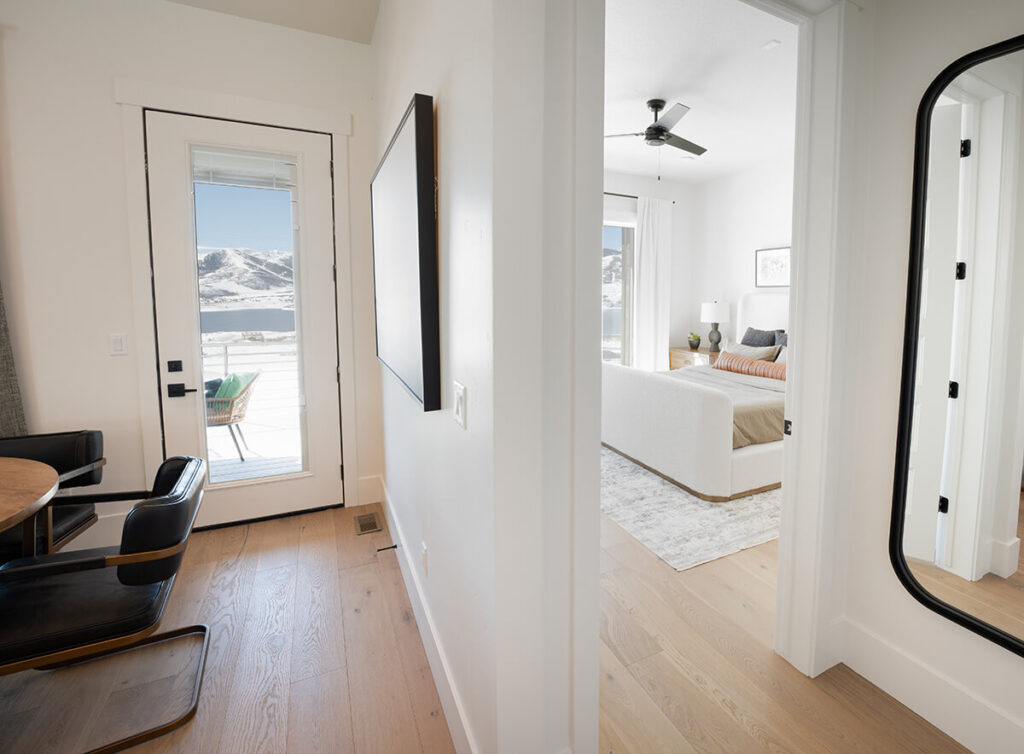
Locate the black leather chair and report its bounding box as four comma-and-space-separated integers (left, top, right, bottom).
0, 430, 105, 559
0, 456, 209, 752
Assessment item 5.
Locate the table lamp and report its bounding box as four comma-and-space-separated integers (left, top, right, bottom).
700, 301, 730, 353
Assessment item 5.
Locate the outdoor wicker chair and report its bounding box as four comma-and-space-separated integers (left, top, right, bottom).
205, 372, 259, 462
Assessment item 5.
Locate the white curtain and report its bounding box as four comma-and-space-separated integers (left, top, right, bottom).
632, 197, 673, 371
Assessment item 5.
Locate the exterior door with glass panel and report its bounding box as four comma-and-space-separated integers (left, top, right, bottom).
145, 111, 341, 526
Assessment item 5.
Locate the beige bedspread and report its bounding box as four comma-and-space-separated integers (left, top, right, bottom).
662, 365, 785, 449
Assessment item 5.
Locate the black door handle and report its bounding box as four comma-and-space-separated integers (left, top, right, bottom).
167, 383, 198, 398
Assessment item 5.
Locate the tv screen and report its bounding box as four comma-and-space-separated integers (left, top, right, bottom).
370, 94, 440, 411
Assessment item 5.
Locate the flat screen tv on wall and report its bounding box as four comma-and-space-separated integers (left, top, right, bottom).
370, 93, 440, 411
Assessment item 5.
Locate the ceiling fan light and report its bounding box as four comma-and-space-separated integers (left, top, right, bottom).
646, 138, 664, 147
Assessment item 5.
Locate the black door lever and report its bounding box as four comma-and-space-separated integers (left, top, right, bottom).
167, 383, 198, 398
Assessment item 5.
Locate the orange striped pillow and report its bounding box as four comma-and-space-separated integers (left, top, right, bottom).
713, 350, 787, 381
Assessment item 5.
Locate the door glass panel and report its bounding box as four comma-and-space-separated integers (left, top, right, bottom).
192, 147, 306, 484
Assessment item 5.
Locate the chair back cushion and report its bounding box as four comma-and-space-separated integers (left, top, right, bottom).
214, 372, 257, 399
0, 430, 103, 488
118, 456, 205, 585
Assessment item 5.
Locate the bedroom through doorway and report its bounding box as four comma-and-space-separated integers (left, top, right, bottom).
599, 0, 799, 747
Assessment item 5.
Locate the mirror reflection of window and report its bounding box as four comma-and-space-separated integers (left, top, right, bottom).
900, 47, 1024, 643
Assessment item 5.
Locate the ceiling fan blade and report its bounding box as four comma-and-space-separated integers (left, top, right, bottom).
604, 132, 644, 139
653, 103, 690, 131
664, 133, 707, 156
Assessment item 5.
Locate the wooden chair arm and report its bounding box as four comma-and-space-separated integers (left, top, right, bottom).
0, 539, 189, 582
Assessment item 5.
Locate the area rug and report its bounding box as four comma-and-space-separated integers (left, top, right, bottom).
600, 447, 781, 571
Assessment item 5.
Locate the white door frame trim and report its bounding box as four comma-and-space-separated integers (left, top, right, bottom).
768, 0, 861, 676
116, 80, 361, 512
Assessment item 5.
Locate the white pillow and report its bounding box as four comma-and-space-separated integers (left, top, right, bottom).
726, 342, 781, 362
775, 346, 787, 365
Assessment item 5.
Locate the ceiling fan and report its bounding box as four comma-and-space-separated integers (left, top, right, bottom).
605, 98, 707, 157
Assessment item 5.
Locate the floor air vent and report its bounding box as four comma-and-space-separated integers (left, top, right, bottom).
354, 512, 382, 535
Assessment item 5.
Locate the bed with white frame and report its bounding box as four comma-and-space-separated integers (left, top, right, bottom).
602, 291, 789, 500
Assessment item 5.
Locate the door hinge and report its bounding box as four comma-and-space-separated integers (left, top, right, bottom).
332, 264, 337, 282
949, 381, 959, 399
956, 261, 967, 280
330, 160, 334, 178
336, 366, 341, 383
783, 419, 792, 436
960, 139, 972, 158
340, 463, 344, 479
939, 495, 949, 513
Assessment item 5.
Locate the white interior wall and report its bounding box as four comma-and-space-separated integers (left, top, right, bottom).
840, 1, 1024, 749
0, 0, 384, 500
684, 156, 794, 344
374, 0, 602, 750
605, 151, 792, 352
371, 0, 497, 750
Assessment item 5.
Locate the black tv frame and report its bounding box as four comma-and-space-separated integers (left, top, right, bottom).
370, 93, 440, 411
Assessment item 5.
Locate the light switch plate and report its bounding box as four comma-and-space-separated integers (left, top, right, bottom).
109, 333, 128, 356
453, 381, 467, 428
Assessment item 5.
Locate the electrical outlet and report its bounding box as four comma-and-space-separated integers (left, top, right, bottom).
421, 541, 429, 576
453, 381, 467, 428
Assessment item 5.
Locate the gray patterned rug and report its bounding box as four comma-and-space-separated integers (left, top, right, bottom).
601, 447, 781, 571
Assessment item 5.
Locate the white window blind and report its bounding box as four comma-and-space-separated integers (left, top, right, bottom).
192, 147, 297, 190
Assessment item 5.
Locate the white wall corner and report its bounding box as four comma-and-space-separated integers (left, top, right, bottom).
381, 486, 478, 754
357, 474, 384, 505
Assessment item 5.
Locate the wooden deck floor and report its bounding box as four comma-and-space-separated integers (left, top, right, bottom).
599, 513, 969, 753
0, 504, 455, 753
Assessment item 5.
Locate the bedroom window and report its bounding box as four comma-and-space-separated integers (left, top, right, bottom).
602, 224, 635, 364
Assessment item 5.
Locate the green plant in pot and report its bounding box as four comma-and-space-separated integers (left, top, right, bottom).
688, 332, 701, 349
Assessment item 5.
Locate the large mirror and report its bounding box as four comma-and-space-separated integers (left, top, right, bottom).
893, 34, 1024, 657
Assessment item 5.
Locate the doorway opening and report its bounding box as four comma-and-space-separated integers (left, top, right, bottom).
597, 0, 801, 747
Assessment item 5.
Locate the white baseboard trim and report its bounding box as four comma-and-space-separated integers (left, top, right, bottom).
381, 485, 478, 754
357, 474, 384, 505
843, 616, 1024, 752
988, 537, 1021, 578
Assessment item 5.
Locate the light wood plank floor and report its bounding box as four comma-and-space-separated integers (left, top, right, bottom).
0, 504, 455, 754
599, 513, 969, 754
909, 493, 1024, 639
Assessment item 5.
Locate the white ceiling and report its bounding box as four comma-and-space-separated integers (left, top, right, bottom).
165, 0, 380, 44
605, 0, 798, 184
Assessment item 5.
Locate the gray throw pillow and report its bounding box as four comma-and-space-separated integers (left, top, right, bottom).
775, 332, 788, 346
741, 327, 784, 347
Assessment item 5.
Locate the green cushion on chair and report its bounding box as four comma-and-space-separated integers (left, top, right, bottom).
214, 372, 256, 400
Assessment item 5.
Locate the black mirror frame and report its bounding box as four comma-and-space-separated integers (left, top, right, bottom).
891, 33, 1024, 659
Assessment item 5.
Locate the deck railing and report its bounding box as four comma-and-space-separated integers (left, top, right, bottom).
201, 341, 301, 411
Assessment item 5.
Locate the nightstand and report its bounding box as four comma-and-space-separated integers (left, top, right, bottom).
669, 346, 720, 370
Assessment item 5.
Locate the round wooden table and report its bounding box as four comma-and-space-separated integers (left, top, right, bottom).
0, 457, 59, 557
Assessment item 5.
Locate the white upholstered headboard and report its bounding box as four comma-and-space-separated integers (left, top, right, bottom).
735, 291, 789, 342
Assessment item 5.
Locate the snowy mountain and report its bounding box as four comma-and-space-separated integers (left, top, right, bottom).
198, 248, 293, 309
602, 248, 622, 308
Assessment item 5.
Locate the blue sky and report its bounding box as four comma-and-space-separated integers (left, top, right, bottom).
194, 183, 293, 252
603, 225, 623, 251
